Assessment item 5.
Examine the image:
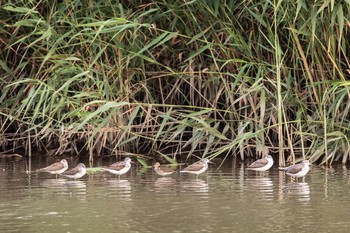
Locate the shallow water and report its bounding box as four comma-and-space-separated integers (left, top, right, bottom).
0, 157, 349, 233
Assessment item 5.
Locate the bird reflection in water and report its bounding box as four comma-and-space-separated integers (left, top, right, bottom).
180, 178, 209, 193
245, 177, 274, 200
245, 177, 273, 190
106, 179, 132, 201
283, 182, 310, 202
154, 177, 176, 191
40, 178, 67, 189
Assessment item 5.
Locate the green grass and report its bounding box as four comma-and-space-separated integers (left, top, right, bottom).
0, 0, 349, 166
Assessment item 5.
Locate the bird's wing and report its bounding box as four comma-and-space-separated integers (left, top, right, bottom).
159, 165, 176, 172
40, 162, 65, 172
108, 161, 126, 171
62, 166, 80, 175
285, 164, 303, 174
248, 158, 268, 168
182, 161, 203, 172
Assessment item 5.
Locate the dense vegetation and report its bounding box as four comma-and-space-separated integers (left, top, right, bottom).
0, 0, 349, 165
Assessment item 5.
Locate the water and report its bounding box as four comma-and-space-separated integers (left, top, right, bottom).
1, 157, 349, 233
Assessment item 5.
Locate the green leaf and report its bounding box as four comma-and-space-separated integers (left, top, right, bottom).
3, 5, 38, 14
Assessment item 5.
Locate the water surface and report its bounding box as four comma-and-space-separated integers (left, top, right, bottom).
0, 157, 349, 233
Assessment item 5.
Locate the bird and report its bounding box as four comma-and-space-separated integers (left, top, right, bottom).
61, 163, 86, 179
153, 162, 176, 176
38, 159, 69, 178
279, 160, 311, 178
101, 157, 132, 178
179, 158, 211, 177
246, 155, 274, 171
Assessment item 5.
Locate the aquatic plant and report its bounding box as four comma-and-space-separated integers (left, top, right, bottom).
0, 1, 349, 165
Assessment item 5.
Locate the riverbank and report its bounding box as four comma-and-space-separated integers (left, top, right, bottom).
1, 1, 349, 165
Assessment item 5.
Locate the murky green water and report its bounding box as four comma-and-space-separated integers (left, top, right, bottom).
1, 157, 349, 233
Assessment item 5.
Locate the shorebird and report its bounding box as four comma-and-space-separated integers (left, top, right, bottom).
179, 158, 211, 177
153, 162, 176, 176
246, 155, 274, 171
38, 159, 68, 178
101, 157, 132, 178
61, 163, 86, 179
279, 160, 311, 178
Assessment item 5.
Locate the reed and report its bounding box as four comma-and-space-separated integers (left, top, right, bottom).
0, 0, 349, 165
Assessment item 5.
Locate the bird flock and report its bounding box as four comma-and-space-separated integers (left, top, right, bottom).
38, 155, 311, 180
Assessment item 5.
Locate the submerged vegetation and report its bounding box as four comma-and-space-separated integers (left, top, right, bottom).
0, 0, 349, 165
